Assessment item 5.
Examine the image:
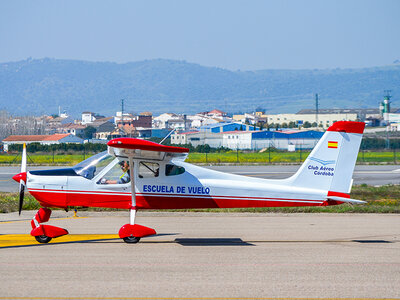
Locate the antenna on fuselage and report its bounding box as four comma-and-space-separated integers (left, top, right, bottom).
160, 128, 176, 145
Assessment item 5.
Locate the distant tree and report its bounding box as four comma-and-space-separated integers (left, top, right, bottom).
303, 121, 312, 128
83, 126, 96, 139
255, 107, 265, 114
311, 122, 318, 127
281, 122, 288, 128
288, 121, 296, 128
195, 144, 211, 153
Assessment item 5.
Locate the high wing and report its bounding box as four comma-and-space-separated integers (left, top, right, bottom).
107, 138, 189, 161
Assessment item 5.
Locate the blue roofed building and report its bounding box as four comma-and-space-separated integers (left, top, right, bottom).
199, 122, 258, 133
250, 130, 324, 150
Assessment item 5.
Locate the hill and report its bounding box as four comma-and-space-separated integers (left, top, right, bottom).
0, 58, 399, 116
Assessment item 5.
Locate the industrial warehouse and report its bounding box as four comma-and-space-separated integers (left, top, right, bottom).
171, 129, 324, 150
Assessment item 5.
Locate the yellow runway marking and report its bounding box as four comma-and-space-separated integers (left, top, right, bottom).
0, 234, 119, 248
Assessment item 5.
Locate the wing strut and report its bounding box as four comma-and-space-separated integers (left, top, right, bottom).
118, 157, 156, 243
129, 156, 136, 225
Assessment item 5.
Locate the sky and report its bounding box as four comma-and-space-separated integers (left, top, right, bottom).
0, 0, 399, 70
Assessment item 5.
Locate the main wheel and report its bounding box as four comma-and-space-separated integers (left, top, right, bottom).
123, 236, 141, 244
35, 235, 52, 243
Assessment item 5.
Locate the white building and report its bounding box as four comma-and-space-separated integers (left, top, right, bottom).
59, 123, 86, 136
81, 112, 96, 125
153, 113, 179, 129
171, 131, 223, 148
233, 111, 358, 128
265, 113, 357, 128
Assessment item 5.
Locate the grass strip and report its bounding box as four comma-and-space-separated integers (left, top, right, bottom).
1, 150, 399, 165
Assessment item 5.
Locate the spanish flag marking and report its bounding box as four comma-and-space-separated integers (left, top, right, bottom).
328, 141, 338, 149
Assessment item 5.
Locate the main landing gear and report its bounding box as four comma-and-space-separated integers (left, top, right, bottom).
118, 207, 156, 244
30, 208, 69, 243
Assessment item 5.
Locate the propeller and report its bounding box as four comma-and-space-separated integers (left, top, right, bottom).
12, 143, 28, 215
18, 143, 27, 215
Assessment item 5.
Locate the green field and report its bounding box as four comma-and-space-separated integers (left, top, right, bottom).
1, 185, 399, 214
1, 150, 399, 165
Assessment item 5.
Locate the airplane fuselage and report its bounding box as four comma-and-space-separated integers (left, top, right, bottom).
27, 159, 333, 210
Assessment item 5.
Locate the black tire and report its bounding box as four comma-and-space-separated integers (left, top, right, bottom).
35, 235, 52, 244
123, 236, 140, 244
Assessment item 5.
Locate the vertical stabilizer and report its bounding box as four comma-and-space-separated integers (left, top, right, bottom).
288, 121, 365, 194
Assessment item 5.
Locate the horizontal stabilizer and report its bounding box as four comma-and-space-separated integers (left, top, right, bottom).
327, 196, 366, 205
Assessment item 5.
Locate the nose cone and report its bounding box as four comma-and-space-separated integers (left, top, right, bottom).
13, 172, 27, 183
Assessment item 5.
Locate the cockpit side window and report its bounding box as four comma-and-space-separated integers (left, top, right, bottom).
165, 164, 185, 176
139, 162, 159, 178
98, 160, 131, 184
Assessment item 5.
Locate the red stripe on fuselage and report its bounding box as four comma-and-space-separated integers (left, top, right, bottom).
327, 191, 350, 198
28, 188, 324, 209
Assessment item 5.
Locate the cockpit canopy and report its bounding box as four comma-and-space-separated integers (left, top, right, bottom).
29, 150, 186, 181
73, 151, 114, 179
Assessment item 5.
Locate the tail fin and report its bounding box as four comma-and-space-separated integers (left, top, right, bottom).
288, 121, 365, 194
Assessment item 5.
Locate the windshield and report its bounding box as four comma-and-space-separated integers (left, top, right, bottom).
73, 151, 115, 179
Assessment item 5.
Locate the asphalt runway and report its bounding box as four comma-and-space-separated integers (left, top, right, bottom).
1, 164, 400, 193
0, 212, 399, 299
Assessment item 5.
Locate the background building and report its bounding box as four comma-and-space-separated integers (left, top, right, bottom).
2, 134, 84, 152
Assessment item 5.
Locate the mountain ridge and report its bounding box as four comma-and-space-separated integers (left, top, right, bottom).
1, 58, 399, 117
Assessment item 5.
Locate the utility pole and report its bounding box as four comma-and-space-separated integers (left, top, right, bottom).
315, 93, 319, 127
120, 99, 125, 137
121, 99, 125, 125
383, 91, 392, 149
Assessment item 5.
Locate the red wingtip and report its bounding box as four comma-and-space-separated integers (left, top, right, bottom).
327, 121, 365, 134
12, 172, 27, 183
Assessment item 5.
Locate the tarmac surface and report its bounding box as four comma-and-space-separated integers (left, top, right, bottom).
0, 211, 399, 299
1, 164, 400, 192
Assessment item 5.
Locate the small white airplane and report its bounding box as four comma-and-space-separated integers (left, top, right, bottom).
13, 121, 366, 244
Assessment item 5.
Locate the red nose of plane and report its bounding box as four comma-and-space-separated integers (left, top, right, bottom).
13, 172, 27, 183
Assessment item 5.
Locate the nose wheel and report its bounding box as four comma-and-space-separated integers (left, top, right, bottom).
123, 236, 141, 244
35, 235, 52, 244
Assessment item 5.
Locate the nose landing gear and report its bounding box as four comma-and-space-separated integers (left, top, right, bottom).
30, 208, 69, 243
